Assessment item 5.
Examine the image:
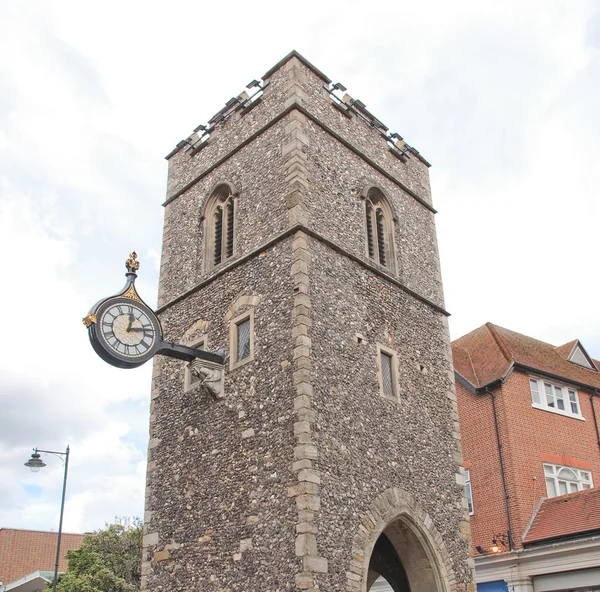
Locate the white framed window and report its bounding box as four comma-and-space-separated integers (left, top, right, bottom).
229, 309, 254, 370
529, 376, 582, 419
544, 463, 593, 498
465, 469, 474, 515
377, 344, 399, 401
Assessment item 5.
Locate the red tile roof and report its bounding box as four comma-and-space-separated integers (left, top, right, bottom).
0, 528, 85, 585
523, 487, 600, 544
452, 323, 600, 390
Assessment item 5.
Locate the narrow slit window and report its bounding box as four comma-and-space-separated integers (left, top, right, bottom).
378, 345, 398, 401
465, 469, 474, 515
381, 352, 393, 397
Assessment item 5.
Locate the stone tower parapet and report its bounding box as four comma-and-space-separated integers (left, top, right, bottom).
144, 51, 474, 592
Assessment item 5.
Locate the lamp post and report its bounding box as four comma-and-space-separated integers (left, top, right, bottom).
24, 446, 70, 592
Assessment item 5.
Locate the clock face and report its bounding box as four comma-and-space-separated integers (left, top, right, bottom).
92, 298, 160, 367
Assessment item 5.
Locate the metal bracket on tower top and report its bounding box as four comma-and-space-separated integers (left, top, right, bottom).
157, 342, 225, 365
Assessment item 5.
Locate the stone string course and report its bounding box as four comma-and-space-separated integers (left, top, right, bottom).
143, 52, 475, 592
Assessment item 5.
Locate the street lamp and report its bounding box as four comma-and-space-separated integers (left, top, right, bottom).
24, 446, 70, 592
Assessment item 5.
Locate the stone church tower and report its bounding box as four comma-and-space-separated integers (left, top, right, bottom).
142, 51, 475, 592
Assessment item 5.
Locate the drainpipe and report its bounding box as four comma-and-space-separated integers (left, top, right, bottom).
591, 390, 600, 448
486, 386, 515, 551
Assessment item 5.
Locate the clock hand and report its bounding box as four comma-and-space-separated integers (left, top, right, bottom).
128, 327, 152, 333
127, 312, 135, 332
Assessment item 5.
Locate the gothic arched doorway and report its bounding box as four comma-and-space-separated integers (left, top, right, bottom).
348, 488, 455, 592
366, 517, 443, 592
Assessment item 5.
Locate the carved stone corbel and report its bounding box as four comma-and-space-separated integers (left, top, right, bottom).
185, 358, 224, 399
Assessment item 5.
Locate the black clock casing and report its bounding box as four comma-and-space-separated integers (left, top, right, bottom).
84, 252, 224, 369
84, 253, 162, 369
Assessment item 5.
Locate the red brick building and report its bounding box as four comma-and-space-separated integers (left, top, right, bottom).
453, 323, 600, 592
0, 528, 84, 587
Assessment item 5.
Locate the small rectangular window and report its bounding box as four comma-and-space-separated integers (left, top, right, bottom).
230, 310, 254, 370
237, 319, 251, 362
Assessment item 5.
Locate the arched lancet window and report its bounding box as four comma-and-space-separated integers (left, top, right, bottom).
363, 186, 396, 271
203, 183, 237, 271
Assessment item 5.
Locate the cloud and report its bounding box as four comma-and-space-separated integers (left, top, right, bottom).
1, 0, 599, 535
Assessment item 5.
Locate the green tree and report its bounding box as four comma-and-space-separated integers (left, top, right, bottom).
55, 518, 142, 592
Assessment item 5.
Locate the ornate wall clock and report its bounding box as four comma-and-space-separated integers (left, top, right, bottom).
83, 253, 223, 369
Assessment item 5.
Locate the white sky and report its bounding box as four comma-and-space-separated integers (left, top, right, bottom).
1, 0, 598, 534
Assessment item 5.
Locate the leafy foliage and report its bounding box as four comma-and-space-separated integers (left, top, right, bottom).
55, 518, 142, 592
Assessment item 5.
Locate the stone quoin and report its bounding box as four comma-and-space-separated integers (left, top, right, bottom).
142, 51, 475, 591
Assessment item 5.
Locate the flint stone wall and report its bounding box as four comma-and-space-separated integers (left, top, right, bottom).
144, 51, 474, 592
308, 237, 470, 589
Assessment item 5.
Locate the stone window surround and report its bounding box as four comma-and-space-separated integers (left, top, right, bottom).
229, 308, 255, 370
377, 343, 399, 402
361, 184, 398, 275
201, 182, 239, 274
183, 335, 208, 392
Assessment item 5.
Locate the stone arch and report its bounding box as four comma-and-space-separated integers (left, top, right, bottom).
360, 184, 398, 273
223, 293, 261, 324
347, 488, 456, 592
360, 184, 397, 219
202, 182, 239, 271
201, 181, 239, 220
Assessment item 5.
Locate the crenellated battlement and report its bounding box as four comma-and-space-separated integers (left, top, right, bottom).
164, 51, 431, 207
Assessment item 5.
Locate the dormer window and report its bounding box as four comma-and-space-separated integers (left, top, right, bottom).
203, 183, 237, 271
362, 186, 396, 272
